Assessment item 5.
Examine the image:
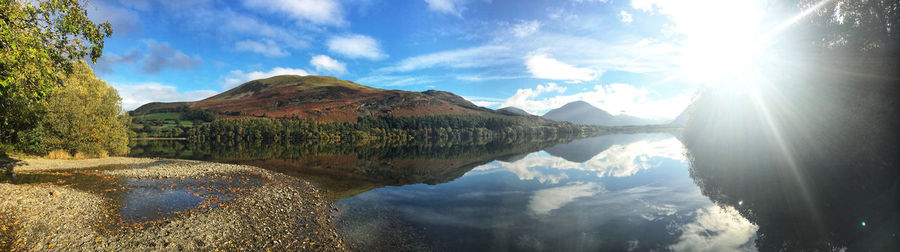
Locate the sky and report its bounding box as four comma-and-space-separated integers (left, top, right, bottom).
85, 0, 762, 120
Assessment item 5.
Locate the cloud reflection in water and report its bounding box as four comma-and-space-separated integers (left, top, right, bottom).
497, 136, 685, 183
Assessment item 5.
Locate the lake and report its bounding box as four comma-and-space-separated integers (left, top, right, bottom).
129, 132, 899, 251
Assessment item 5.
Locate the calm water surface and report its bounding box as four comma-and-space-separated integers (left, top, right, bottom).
129, 132, 899, 251
333, 133, 757, 251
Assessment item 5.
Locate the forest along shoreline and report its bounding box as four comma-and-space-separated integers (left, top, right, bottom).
0, 157, 346, 251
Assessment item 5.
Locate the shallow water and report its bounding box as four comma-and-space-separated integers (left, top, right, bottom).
1, 164, 267, 225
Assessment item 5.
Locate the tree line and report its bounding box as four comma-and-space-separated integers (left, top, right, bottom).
187, 115, 604, 146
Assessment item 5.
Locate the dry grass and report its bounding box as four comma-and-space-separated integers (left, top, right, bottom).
45, 150, 71, 160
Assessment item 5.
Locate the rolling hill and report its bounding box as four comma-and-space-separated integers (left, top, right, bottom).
497, 106, 532, 116
133, 75, 496, 122
542, 101, 655, 126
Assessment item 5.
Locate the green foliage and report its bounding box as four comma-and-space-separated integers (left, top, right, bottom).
187, 114, 604, 146
21, 61, 129, 155
0, 0, 112, 147
130, 110, 212, 138
134, 112, 183, 121
799, 0, 899, 53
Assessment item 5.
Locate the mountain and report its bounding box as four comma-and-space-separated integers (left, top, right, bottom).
497, 106, 532, 116
542, 101, 655, 126
669, 100, 697, 126
543, 134, 661, 162
134, 75, 496, 122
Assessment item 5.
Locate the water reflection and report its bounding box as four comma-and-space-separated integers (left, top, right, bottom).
685, 131, 900, 251
493, 134, 685, 184
130, 137, 576, 200
335, 133, 758, 251
129, 131, 896, 251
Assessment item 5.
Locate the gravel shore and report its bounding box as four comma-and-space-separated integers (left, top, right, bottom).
0, 157, 346, 251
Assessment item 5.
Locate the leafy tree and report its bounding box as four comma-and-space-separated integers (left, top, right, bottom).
800, 0, 899, 54
30, 61, 129, 155
0, 0, 112, 147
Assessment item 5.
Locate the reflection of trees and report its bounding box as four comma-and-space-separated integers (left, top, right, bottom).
683, 1, 900, 250
130, 136, 577, 200
687, 138, 899, 250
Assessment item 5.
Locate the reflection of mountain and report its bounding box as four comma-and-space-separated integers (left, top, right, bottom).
684, 101, 900, 251
679, 35, 900, 251
688, 146, 900, 250
499, 134, 686, 183
543, 134, 649, 162
130, 138, 578, 200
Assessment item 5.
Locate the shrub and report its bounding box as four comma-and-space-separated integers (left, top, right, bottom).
45, 150, 71, 160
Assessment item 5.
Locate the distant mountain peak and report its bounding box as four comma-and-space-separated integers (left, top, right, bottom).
543, 101, 655, 126
498, 106, 532, 116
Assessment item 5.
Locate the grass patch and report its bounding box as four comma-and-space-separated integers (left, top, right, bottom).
134, 112, 183, 121
45, 150, 71, 159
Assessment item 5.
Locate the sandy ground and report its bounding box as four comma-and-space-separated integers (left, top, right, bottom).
0, 157, 347, 251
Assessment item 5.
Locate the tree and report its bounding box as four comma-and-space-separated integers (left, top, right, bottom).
0, 0, 112, 147
32, 61, 129, 155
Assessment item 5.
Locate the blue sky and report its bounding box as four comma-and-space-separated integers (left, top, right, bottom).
86, 0, 752, 120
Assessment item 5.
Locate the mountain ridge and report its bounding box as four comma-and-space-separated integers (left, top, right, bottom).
133, 75, 496, 122
498, 106, 532, 116
542, 101, 656, 126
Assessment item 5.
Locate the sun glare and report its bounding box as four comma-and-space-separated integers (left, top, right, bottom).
677, 0, 767, 86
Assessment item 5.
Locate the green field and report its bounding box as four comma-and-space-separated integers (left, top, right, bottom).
134, 112, 183, 121
131, 112, 211, 138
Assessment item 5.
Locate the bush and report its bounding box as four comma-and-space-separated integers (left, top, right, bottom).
45, 150, 71, 160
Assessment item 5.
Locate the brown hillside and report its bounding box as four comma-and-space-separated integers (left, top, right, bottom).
181, 75, 493, 122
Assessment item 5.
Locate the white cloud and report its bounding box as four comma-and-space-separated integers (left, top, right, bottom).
499, 135, 686, 183
529, 182, 604, 215
525, 54, 600, 81
619, 10, 633, 23
88, 1, 141, 35
382, 45, 510, 72
113, 82, 218, 110
512, 20, 541, 37
510, 34, 681, 74
471, 101, 500, 107
327, 34, 387, 60
96, 40, 203, 75
355, 75, 434, 87
424, 0, 467, 16
631, 0, 661, 12
536, 82, 567, 94
243, 0, 344, 26
670, 206, 758, 251
463, 96, 505, 109
455, 75, 527, 82
217, 10, 308, 49
310, 55, 347, 75
223, 67, 311, 89
235, 39, 290, 57
499, 83, 692, 119
497, 83, 568, 114
168, 2, 310, 50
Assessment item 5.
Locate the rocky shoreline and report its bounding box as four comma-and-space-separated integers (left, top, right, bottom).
0, 157, 346, 251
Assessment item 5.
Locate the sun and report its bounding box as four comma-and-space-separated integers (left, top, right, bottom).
675, 0, 767, 86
